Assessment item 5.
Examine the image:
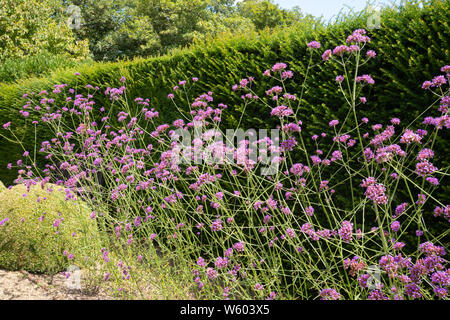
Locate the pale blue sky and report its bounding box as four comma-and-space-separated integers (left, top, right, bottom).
273, 0, 403, 21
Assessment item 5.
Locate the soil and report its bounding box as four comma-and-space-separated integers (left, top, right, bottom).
0, 269, 111, 300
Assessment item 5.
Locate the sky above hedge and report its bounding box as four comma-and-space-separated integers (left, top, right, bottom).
274, 0, 403, 21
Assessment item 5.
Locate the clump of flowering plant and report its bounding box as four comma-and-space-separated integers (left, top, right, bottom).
1, 29, 448, 300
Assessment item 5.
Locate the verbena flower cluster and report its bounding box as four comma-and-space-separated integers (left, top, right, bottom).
1, 29, 449, 300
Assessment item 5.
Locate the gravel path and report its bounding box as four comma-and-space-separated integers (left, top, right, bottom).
0, 269, 110, 300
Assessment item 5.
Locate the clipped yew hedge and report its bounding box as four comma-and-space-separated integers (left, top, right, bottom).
0, 0, 449, 194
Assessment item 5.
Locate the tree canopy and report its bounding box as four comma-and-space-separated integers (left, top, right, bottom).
1, 0, 318, 62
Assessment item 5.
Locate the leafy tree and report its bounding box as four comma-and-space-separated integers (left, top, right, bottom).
193, 13, 256, 43
0, 0, 89, 62
112, 15, 161, 59
0, 0, 317, 63
63, 0, 136, 60
236, 0, 309, 30
206, 0, 237, 15
135, 0, 211, 51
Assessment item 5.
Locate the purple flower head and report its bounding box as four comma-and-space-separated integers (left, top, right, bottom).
405, 283, 422, 299
338, 220, 353, 243
319, 288, 340, 300
0, 218, 9, 226
361, 177, 388, 205
215, 256, 229, 269
346, 29, 370, 43
400, 129, 422, 144
305, 206, 314, 216
368, 289, 388, 300
415, 161, 437, 177
290, 163, 304, 176
322, 50, 332, 61
366, 50, 377, 58
441, 65, 450, 74
356, 74, 375, 85
333, 45, 349, 56
390, 221, 400, 233
210, 219, 223, 232
329, 119, 339, 127
307, 41, 321, 49
390, 118, 400, 125
233, 241, 245, 252
285, 228, 296, 238
272, 63, 287, 72
206, 267, 218, 280
280, 136, 297, 152
431, 75, 447, 87
394, 203, 408, 217
422, 81, 432, 89
271, 105, 293, 117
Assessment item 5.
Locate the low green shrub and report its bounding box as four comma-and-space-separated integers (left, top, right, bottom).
0, 183, 101, 274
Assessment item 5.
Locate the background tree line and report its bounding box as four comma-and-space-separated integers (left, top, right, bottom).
0, 0, 318, 63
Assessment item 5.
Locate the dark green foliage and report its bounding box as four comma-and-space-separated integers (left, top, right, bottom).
63, 0, 315, 61
0, 0, 448, 196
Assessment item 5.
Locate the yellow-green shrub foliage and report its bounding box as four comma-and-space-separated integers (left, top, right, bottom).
0, 0, 89, 62
0, 183, 101, 274
0, 181, 6, 193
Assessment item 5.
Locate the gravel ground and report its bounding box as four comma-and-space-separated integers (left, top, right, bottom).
0, 269, 110, 300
